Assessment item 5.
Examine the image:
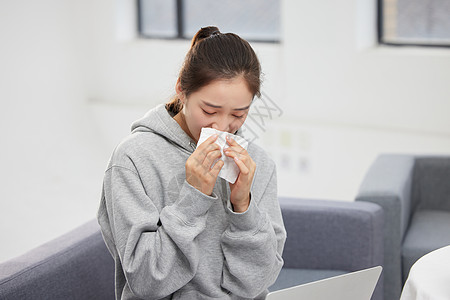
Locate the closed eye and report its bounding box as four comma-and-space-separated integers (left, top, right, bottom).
202, 109, 244, 119
202, 109, 216, 115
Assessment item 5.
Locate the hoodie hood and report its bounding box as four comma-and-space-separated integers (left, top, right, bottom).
130, 103, 246, 153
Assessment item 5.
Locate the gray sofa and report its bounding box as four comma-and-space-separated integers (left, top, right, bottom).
271, 197, 384, 300
0, 197, 384, 299
356, 154, 450, 300
0, 220, 115, 300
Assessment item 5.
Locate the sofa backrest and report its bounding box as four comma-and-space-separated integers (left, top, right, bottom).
0, 220, 115, 300
279, 197, 384, 272
413, 156, 450, 212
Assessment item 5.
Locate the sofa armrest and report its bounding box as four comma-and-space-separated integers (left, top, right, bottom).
0, 219, 115, 300
356, 154, 416, 237
279, 197, 383, 272
356, 154, 416, 300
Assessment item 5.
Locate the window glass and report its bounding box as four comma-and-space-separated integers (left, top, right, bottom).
138, 0, 281, 43
381, 0, 450, 46
139, 0, 178, 38
183, 0, 280, 42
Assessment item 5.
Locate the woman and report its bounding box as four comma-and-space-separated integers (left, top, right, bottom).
97, 26, 286, 300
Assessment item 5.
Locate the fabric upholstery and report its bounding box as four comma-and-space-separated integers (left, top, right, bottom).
402, 210, 450, 282
356, 154, 415, 300
276, 197, 384, 300
356, 154, 450, 300
413, 157, 450, 211
0, 220, 115, 300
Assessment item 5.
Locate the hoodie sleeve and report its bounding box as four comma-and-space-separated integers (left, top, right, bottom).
220, 164, 287, 299
99, 163, 217, 299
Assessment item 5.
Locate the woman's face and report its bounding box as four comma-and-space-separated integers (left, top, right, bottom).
177, 76, 253, 143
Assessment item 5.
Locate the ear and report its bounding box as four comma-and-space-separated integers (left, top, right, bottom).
175, 78, 186, 103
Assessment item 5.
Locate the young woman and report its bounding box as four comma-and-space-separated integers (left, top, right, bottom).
97, 26, 286, 300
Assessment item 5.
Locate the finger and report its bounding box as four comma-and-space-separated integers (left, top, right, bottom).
226, 136, 247, 154
196, 134, 219, 157
194, 134, 220, 161
210, 159, 224, 177
226, 135, 237, 145
224, 148, 246, 161
233, 156, 250, 175
224, 149, 250, 173
204, 149, 222, 169
226, 135, 244, 147
225, 146, 247, 157
198, 134, 219, 149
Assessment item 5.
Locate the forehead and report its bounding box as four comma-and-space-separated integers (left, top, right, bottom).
190, 77, 253, 108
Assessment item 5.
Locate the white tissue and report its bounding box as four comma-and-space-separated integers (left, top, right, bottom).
197, 128, 249, 184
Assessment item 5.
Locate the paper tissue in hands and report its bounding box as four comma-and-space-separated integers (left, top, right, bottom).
197, 127, 249, 184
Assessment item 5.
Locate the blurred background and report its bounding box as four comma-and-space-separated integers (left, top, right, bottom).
1, 0, 449, 263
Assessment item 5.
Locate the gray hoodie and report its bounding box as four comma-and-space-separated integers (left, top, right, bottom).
97, 103, 286, 300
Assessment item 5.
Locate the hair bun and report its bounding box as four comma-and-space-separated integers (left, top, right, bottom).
191, 26, 221, 47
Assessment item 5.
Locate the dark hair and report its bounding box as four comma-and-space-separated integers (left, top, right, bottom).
166, 26, 261, 115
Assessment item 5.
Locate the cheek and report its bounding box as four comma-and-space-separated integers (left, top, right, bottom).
194, 111, 210, 127
233, 116, 247, 129
187, 110, 209, 134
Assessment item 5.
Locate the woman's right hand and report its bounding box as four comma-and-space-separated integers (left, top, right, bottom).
185, 134, 224, 196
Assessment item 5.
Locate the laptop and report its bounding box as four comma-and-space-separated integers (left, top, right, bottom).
266, 266, 382, 300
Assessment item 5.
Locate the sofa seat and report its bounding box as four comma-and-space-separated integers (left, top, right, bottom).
402, 210, 450, 281
269, 268, 347, 292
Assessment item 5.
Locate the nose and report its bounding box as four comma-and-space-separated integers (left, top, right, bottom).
211, 120, 230, 133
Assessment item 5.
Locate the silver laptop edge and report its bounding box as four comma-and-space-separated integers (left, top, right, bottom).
266, 266, 382, 300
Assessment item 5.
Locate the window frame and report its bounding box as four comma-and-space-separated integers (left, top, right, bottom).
136, 0, 281, 43
377, 0, 450, 48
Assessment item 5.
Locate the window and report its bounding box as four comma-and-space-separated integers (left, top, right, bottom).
137, 0, 281, 43
379, 0, 450, 47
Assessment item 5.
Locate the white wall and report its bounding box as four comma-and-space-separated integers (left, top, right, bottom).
282, 0, 450, 134
275, 0, 450, 199
0, 0, 106, 262
1, 0, 449, 263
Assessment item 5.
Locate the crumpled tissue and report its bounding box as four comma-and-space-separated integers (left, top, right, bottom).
197, 128, 249, 184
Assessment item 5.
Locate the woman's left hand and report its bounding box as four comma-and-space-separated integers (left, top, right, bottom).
223, 136, 256, 213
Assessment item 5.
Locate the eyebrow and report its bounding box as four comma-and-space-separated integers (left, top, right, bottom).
201, 100, 250, 111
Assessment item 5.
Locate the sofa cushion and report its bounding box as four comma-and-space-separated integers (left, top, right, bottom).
268, 268, 347, 292
402, 210, 450, 282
